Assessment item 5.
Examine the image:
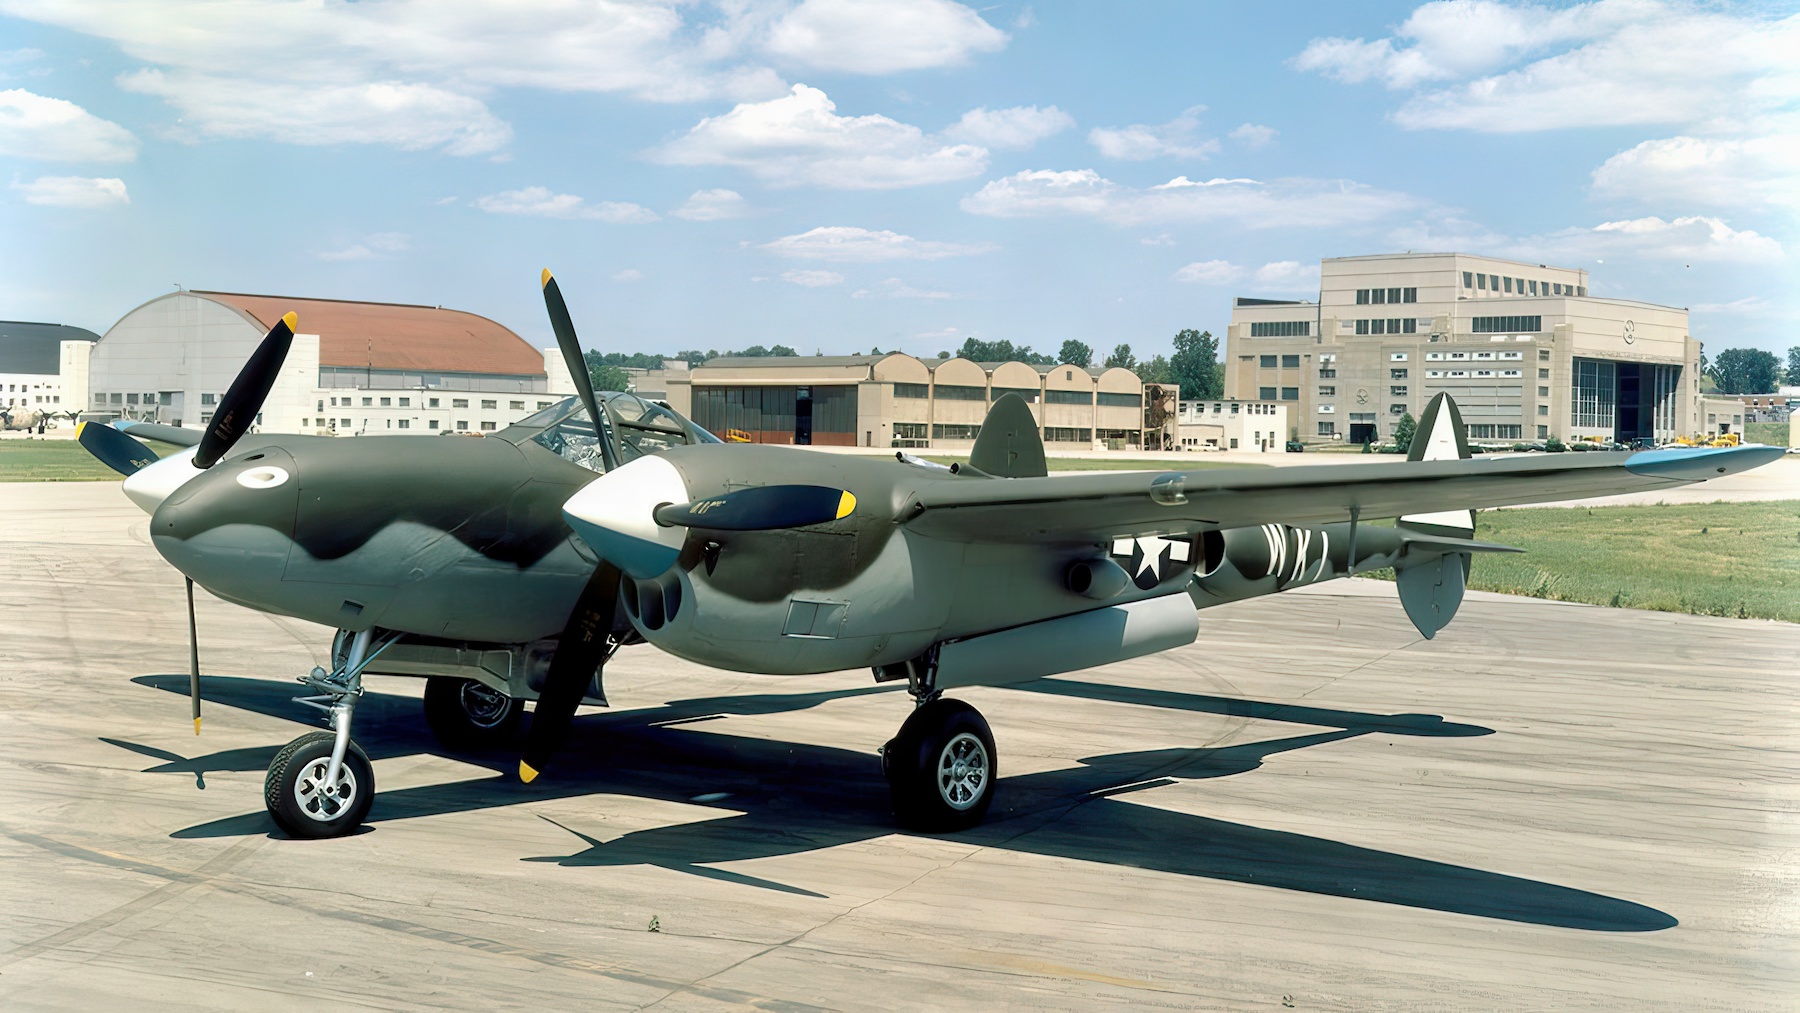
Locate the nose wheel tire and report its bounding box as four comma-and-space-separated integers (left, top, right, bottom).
265, 731, 374, 839
885, 698, 996, 832
423, 676, 524, 750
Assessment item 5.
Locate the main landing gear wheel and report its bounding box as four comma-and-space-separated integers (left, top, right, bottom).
264, 731, 374, 839
885, 698, 996, 832
423, 676, 524, 749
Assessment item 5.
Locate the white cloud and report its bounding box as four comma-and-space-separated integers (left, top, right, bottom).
764, 0, 1006, 74
12, 174, 128, 208
853, 277, 951, 299
781, 268, 844, 287
612, 269, 645, 283
671, 188, 751, 221
1, 1, 1010, 157
652, 84, 987, 189
1689, 296, 1771, 315
763, 225, 997, 261
318, 232, 409, 261
1229, 123, 1277, 149
1547, 215, 1784, 263
943, 104, 1073, 149
1172, 260, 1242, 284
962, 169, 1417, 228
1251, 260, 1321, 291
1140, 233, 1175, 246
472, 187, 658, 222
1089, 106, 1217, 161
0, 88, 138, 161
1293, 3, 1799, 134
1591, 132, 1800, 212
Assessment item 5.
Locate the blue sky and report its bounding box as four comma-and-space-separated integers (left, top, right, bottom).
1, 1, 1794, 362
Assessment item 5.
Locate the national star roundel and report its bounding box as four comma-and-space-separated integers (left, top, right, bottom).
1110, 534, 1194, 590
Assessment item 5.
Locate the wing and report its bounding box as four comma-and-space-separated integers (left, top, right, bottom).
901, 443, 1782, 543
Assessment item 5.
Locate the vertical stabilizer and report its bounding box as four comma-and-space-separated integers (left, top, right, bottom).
1400, 392, 1474, 536
967, 393, 1048, 478
1397, 393, 1474, 638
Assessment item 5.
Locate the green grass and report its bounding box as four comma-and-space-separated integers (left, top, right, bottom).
1367, 502, 1800, 623
0, 438, 178, 481
923, 456, 1262, 472
1746, 421, 1790, 446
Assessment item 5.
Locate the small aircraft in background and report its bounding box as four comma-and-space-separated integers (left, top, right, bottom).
76, 272, 1782, 839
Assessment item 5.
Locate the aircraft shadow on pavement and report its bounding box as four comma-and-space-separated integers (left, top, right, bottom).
118, 672, 1674, 932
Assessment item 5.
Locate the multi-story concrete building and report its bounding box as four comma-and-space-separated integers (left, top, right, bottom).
663, 353, 1148, 451
1224, 253, 1701, 446
1, 321, 101, 420
86, 291, 576, 436
1174, 400, 1288, 452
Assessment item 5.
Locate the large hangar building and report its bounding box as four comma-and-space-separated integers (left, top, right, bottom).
1, 320, 102, 416
1225, 252, 1702, 446
87, 291, 576, 435
664, 353, 1149, 450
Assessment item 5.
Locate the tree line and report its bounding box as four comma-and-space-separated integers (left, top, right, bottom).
1706, 346, 1800, 395
585, 330, 1226, 399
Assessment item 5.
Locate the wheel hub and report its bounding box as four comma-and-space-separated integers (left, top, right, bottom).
459, 682, 511, 728
936, 732, 988, 810
293, 756, 358, 821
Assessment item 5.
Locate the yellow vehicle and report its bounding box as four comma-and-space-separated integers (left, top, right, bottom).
724, 428, 752, 443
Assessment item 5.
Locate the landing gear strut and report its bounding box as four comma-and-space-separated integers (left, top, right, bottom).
264, 628, 399, 839
881, 649, 997, 831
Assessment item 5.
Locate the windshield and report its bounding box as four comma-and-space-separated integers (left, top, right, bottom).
510, 392, 717, 472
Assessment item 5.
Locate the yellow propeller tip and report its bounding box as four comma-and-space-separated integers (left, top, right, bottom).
836, 490, 856, 519
281, 311, 298, 331
75, 420, 86, 438
518, 760, 539, 784
194, 717, 202, 735
540, 268, 553, 287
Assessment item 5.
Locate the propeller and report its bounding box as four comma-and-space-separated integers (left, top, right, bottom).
194, 311, 297, 468
654, 484, 856, 530
520, 272, 859, 782
76, 420, 159, 476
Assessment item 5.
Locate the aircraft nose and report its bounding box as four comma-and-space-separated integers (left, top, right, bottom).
150, 448, 301, 593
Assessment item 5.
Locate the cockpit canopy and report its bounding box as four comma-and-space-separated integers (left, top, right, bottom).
497, 393, 719, 473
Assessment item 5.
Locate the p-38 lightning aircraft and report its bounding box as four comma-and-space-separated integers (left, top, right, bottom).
77, 272, 1781, 839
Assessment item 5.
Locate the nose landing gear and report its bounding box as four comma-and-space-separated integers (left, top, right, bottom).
264, 628, 399, 839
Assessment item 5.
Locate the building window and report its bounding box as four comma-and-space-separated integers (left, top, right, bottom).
1044, 427, 1092, 442
1259, 355, 1277, 368
538, 401, 552, 409
1356, 289, 1370, 305
1251, 322, 1311, 337
1462, 271, 1473, 288
340, 418, 351, 427
397, 419, 410, 429
1371, 319, 1386, 335
362, 397, 372, 406
480, 421, 497, 431
1387, 288, 1400, 303
428, 397, 440, 408
931, 423, 981, 440
1317, 422, 1336, 436
993, 387, 1040, 404
1046, 389, 1091, 405
1229, 438, 1239, 449
481, 399, 497, 409
1572, 359, 1616, 428
893, 382, 928, 399
1528, 280, 1538, 295
1539, 385, 1550, 397
1538, 425, 1549, 438
453, 398, 469, 408
1538, 349, 1550, 361
1319, 385, 1336, 396
1477, 274, 1487, 290
1371, 288, 1386, 305
428, 420, 439, 430
1097, 392, 1142, 408
1390, 404, 1406, 414
1280, 387, 1299, 401
1471, 316, 1542, 333
456, 420, 468, 430
379, 397, 391, 406
510, 400, 525, 410
1403, 287, 1417, 303
893, 422, 928, 444
1390, 368, 1408, 379
935, 384, 985, 401
1355, 319, 1369, 335
1318, 403, 1335, 413
1502, 277, 1512, 293
1318, 368, 1336, 378
1539, 404, 1550, 416
1391, 386, 1408, 396
1391, 352, 1409, 361
1280, 354, 1300, 368
392, 397, 406, 407
1259, 386, 1277, 400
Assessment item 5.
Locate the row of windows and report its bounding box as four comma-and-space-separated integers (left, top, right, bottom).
1424, 369, 1524, 378
1463, 272, 1586, 297
1258, 386, 1301, 401
1425, 350, 1524, 361
1467, 425, 1524, 439
1045, 427, 1092, 442
320, 395, 552, 411
1471, 316, 1543, 333
3, 395, 60, 405
1258, 354, 1303, 368
1250, 321, 1312, 337
1573, 359, 1615, 429
1184, 402, 1280, 416
1354, 318, 1419, 335
1355, 287, 1418, 305
309, 418, 499, 432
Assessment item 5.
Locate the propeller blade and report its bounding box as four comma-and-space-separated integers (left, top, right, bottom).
185, 578, 202, 734
76, 420, 158, 476
539, 270, 618, 471
654, 485, 856, 531
194, 311, 296, 469
114, 419, 202, 448
519, 561, 621, 783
